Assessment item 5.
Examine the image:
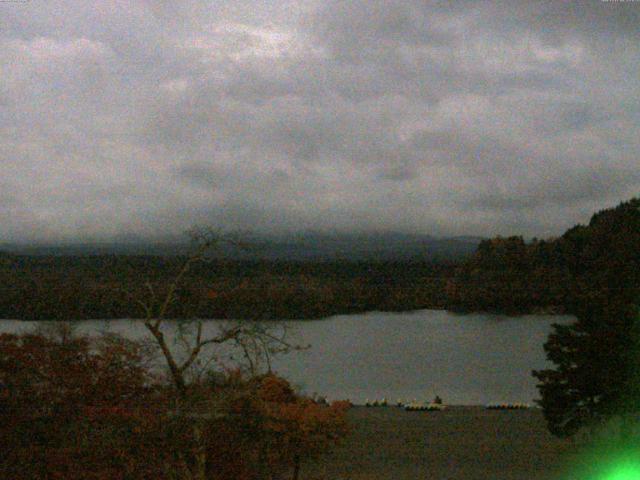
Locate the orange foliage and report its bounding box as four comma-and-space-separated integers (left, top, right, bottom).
0, 334, 348, 479
205, 373, 349, 479
0, 332, 171, 479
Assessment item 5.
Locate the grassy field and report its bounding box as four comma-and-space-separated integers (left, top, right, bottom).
305, 406, 575, 480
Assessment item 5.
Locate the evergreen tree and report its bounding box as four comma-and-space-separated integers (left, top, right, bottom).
533, 198, 640, 438
533, 304, 640, 437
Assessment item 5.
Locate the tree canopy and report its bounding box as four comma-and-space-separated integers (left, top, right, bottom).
532, 198, 640, 438
448, 197, 640, 316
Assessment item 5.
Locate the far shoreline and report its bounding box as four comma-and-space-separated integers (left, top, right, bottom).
0, 306, 574, 323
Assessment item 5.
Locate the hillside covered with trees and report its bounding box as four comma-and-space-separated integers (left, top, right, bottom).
447, 197, 640, 316
0, 256, 456, 320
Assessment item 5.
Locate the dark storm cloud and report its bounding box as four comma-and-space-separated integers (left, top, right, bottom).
0, 0, 638, 242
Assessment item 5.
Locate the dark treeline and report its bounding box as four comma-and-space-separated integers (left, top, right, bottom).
3, 198, 637, 320
447, 197, 640, 315
0, 255, 456, 320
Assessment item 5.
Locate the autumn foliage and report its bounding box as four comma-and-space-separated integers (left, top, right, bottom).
0, 331, 348, 479
206, 372, 350, 479
0, 331, 170, 479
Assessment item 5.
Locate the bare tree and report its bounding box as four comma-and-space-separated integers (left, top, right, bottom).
132, 227, 300, 480
135, 228, 295, 394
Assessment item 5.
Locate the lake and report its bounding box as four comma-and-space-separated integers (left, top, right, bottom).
0, 310, 573, 405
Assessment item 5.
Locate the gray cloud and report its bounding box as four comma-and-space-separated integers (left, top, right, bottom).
0, 0, 638, 242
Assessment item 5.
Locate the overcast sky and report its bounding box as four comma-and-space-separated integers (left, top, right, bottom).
1, 0, 638, 243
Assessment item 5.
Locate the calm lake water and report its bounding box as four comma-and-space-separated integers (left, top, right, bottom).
0, 310, 573, 405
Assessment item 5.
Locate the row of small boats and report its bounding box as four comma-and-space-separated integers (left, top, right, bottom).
404, 402, 446, 411
364, 399, 446, 411
363, 399, 531, 411
484, 403, 531, 410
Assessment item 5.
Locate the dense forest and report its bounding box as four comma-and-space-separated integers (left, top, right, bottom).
1, 197, 637, 320
0, 256, 456, 320
447, 197, 640, 315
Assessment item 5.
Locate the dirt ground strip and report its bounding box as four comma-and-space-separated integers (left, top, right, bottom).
305, 406, 575, 480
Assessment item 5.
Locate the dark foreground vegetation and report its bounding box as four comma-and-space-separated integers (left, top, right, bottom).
0, 329, 349, 480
